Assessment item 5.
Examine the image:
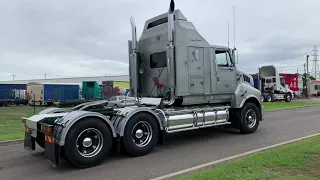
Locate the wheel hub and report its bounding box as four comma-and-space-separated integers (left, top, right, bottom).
76, 128, 103, 158
83, 137, 92, 147
245, 109, 257, 128
135, 129, 143, 138
131, 121, 153, 147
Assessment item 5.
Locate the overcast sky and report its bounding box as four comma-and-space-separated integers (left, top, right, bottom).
0, 0, 319, 81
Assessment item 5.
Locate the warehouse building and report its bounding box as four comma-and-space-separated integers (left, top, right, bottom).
0, 75, 129, 87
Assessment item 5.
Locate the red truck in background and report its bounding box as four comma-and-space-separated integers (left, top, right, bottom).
279, 73, 303, 97
251, 72, 303, 98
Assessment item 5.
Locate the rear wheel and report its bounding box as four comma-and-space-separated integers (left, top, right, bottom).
239, 102, 260, 134
63, 118, 113, 168
122, 112, 159, 156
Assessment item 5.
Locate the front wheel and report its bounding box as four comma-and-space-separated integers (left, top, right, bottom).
122, 112, 160, 156
62, 118, 113, 168
266, 94, 273, 102
239, 102, 260, 134
285, 93, 292, 102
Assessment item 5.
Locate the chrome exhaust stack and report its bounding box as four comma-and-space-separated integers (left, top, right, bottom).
162, 0, 176, 106
129, 16, 140, 104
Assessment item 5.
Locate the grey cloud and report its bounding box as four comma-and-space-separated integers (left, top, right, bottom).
1, 0, 320, 80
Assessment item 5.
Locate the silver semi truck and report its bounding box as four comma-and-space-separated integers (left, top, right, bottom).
22, 0, 264, 169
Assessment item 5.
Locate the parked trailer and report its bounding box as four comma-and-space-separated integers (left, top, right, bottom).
22, 0, 264, 169
0, 84, 28, 106
259, 65, 294, 102
27, 82, 80, 106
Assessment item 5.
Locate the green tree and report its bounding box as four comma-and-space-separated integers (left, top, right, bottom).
302, 73, 315, 96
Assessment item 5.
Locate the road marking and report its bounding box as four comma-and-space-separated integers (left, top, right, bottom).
150, 133, 320, 180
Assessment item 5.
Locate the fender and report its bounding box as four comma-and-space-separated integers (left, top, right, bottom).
112, 106, 164, 137
56, 111, 117, 146
239, 95, 261, 109
39, 107, 70, 114
233, 82, 262, 109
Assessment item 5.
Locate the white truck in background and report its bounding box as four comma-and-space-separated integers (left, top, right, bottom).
21, 0, 264, 169
259, 65, 294, 102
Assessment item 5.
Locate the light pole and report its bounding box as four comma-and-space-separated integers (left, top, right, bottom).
306, 55, 310, 99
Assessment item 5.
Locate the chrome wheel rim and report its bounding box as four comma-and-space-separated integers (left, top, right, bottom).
131, 121, 153, 147
245, 109, 257, 128
76, 128, 103, 158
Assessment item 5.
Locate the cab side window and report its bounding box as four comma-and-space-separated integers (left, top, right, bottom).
215, 50, 232, 67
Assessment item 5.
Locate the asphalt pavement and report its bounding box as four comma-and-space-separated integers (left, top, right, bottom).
0, 106, 320, 180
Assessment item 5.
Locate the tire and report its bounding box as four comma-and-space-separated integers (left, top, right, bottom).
63, 118, 113, 169
285, 93, 292, 102
239, 102, 260, 134
122, 112, 160, 157
266, 94, 273, 102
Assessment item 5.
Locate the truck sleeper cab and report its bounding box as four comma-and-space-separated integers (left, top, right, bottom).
22, 0, 264, 169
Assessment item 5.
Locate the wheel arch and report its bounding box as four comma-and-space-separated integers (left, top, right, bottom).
239, 96, 262, 121
57, 111, 117, 146
115, 108, 163, 137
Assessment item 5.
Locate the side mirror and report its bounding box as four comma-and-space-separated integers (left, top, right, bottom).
231, 48, 238, 64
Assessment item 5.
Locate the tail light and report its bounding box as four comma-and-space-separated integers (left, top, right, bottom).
41, 124, 53, 134
21, 117, 27, 125
121, 100, 126, 103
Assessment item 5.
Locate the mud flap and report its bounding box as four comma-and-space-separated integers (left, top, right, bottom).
24, 130, 35, 151
44, 136, 61, 167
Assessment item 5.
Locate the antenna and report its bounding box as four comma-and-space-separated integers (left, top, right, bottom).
232, 5, 238, 63
227, 22, 230, 48
233, 6, 236, 49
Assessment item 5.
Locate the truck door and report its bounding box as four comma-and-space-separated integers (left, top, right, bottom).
214, 49, 237, 94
